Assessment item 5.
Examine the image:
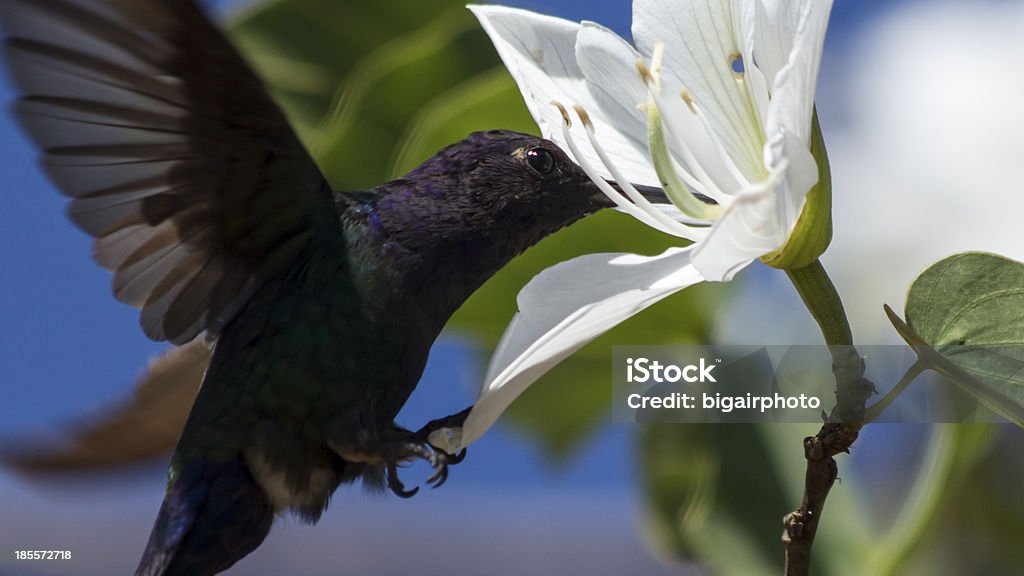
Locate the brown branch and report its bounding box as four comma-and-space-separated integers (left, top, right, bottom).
781, 421, 858, 574
781, 347, 875, 575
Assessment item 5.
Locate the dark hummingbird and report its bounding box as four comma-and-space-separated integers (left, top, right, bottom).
0, 1, 668, 575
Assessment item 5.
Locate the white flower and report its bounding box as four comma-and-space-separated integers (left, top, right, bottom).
430, 0, 832, 452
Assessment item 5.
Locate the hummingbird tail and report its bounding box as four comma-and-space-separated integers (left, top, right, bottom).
135, 457, 274, 576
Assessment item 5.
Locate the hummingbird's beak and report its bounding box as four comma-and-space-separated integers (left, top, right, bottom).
588, 180, 715, 208
587, 180, 670, 208
627, 183, 672, 204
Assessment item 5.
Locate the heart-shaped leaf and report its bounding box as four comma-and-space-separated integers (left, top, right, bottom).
888, 252, 1024, 426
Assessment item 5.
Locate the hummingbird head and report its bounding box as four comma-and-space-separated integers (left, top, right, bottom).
362, 129, 673, 326
370, 129, 675, 262
454, 129, 611, 216
394, 129, 667, 236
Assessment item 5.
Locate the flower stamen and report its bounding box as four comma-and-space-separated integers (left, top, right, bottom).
645, 85, 731, 206
551, 100, 572, 128
645, 101, 721, 220
636, 58, 652, 85
574, 105, 709, 239
552, 103, 704, 240
680, 89, 697, 114
650, 42, 666, 84
681, 92, 760, 189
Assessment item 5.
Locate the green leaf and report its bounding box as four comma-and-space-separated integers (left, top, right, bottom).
892, 252, 1024, 426
229, 0, 720, 457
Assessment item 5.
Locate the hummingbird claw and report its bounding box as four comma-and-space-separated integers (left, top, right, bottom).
426, 445, 466, 488
426, 452, 451, 488
386, 460, 419, 499
380, 436, 465, 497
448, 448, 468, 465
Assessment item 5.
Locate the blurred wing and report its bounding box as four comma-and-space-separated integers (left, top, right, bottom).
1, 338, 208, 473
0, 0, 329, 343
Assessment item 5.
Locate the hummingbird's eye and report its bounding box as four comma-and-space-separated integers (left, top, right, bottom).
525, 147, 555, 175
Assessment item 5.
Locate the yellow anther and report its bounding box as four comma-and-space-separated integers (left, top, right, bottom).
681, 89, 697, 114
636, 58, 652, 85
573, 105, 593, 130
551, 101, 572, 127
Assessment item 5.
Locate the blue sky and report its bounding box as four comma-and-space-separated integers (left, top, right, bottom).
0, 1, 994, 574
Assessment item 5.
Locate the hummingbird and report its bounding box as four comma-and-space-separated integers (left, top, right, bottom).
0, 1, 670, 574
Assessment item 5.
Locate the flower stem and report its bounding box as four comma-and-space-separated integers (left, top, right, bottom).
781, 259, 872, 576
786, 259, 871, 422
785, 259, 851, 346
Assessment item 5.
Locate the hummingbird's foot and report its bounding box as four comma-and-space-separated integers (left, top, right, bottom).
333, 418, 469, 498
415, 406, 471, 441
381, 436, 463, 499
415, 406, 471, 456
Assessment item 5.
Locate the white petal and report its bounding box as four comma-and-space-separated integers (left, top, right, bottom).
746, 0, 788, 82
690, 186, 778, 281
469, 5, 658, 185
633, 0, 764, 179
735, 0, 772, 125
578, 21, 742, 199
764, 0, 833, 142
769, 129, 819, 226
576, 22, 650, 161
693, 129, 817, 281
646, 79, 743, 203
751, 0, 825, 76
456, 248, 703, 449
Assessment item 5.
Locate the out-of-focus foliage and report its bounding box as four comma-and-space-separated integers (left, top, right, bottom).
232, 0, 529, 189
641, 423, 871, 576
904, 426, 1024, 575
231, 0, 718, 458
641, 422, 997, 576
866, 424, 995, 576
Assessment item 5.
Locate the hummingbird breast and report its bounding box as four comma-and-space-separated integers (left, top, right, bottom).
173, 242, 434, 520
